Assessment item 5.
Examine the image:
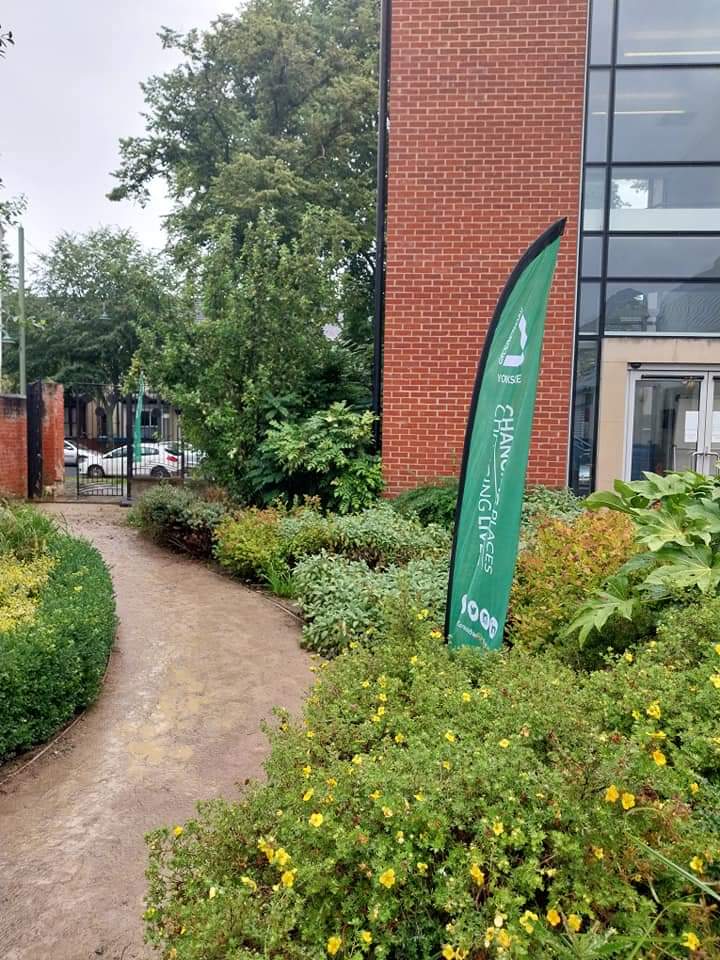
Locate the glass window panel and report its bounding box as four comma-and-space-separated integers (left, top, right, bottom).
570, 341, 599, 495
586, 70, 610, 162
581, 235, 603, 276
607, 236, 720, 278
590, 0, 614, 64
578, 282, 602, 332
583, 168, 606, 231
618, 0, 720, 65
605, 281, 720, 333
610, 166, 720, 231
631, 377, 702, 479
613, 68, 720, 162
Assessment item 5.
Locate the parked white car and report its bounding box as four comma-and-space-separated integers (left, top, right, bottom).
79, 443, 181, 479
64, 439, 94, 467
161, 442, 205, 469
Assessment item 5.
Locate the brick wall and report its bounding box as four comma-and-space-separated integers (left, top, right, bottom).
41, 381, 65, 490
382, 0, 587, 494
0, 395, 28, 498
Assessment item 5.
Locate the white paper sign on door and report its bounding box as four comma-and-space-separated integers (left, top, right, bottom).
685, 410, 699, 444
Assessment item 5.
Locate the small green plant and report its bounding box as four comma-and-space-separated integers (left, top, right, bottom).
391, 478, 459, 529
214, 509, 285, 580
129, 485, 227, 558
568, 471, 720, 642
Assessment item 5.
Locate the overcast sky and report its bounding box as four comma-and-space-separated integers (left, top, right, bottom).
1, 1, 238, 269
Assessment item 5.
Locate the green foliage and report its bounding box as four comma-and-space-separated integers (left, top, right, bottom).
2, 227, 173, 395
521, 485, 584, 534
391, 479, 459, 529
0, 554, 54, 632
214, 510, 285, 581
569, 471, 720, 641
247, 403, 383, 511
508, 511, 637, 666
0, 502, 57, 559
128, 484, 227, 558
145, 606, 720, 959
0, 515, 116, 759
330, 504, 450, 568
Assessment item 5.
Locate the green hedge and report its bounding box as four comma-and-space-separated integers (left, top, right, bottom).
145, 600, 720, 959
0, 526, 116, 759
128, 484, 228, 558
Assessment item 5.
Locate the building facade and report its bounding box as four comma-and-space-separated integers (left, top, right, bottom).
382, 0, 720, 496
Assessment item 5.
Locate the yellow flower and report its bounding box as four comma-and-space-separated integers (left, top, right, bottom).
461, 691, 471, 702
567, 914, 582, 933
652, 749, 667, 766
361, 680, 370, 688
492, 820, 504, 836
519, 910, 538, 934
417, 608, 430, 621
327, 935, 342, 955
240, 875, 257, 891
377, 706, 386, 716
326, 777, 337, 788
395, 732, 406, 744
710, 674, 720, 689
379, 867, 396, 888
377, 692, 388, 702
624, 651, 634, 663
173, 825, 183, 837
302, 765, 312, 778
281, 869, 296, 888
441, 946, 455, 959
208, 886, 217, 899
497, 930, 511, 949
498, 738, 510, 749
632, 709, 641, 720
306, 730, 315, 739
690, 855, 705, 873
303, 788, 314, 802
360, 930, 372, 945
546, 908, 561, 927
621, 792, 636, 810
409, 655, 418, 665
396, 830, 405, 843
442, 760, 451, 770
691, 782, 700, 795
414, 792, 425, 802
258, 837, 275, 862
592, 846, 604, 860
646, 701, 661, 720
275, 847, 291, 867
370, 790, 382, 801
430, 629, 443, 639
683, 931, 701, 952
605, 784, 620, 803
351, 754, 363, 765
382, 806, 394, 818
309, 812, 324, 828
470, 863, 485, 886
445, 730, 456, 744
417, 861, 428, 875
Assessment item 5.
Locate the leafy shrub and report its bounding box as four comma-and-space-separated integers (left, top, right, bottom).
278, 507, 339, 564
129, 484, 227, 558
145, 607, 720, 959
0, 523, 116, 758
0, 553, 55, 632
293, 552, 448, 656
568, 471, 720, 642
214, 509, 285, 580
331, 504, 450, 568
391, 479, 459, 529
508, 510, 636, 665
0, 501, 57, 559
520, 485, 583, 536
246, 402, 384, 512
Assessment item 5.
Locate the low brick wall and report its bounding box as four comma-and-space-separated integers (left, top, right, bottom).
0, 394, 28, 498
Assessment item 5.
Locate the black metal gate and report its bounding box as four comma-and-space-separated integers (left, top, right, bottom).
27, 380, 43, 499
64, 386, 130, 499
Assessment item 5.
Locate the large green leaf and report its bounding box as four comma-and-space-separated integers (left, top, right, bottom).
634, 507, 695, 551
565, 575, 637, 644
642, 544, 720, 595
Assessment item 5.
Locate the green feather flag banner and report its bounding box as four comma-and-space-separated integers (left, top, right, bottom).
445, 219, 566, 650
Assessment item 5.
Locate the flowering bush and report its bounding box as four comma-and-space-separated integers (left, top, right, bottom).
145, 603, 719, 959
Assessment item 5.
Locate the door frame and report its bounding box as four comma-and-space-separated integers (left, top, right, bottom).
624, 365, 720, 480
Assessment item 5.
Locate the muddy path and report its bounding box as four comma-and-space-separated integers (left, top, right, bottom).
0, 504, 312, 960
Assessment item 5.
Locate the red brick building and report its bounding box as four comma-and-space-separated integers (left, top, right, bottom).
382, 0, 720, 496
382, 0, 586, 494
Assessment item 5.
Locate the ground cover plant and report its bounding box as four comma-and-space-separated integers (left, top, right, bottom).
0, 503, 116, 759
145, 601, 720, 959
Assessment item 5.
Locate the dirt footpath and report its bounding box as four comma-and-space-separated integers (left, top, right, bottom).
0, 504, 312, 960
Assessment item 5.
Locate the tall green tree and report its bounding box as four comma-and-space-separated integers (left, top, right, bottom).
3, 228, 173, 414
136, 208, 365, 495
109, 0, 379, 346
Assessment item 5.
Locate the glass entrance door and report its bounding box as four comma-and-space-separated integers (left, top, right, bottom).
629, 376, 703, 478
628, 370, 720, 480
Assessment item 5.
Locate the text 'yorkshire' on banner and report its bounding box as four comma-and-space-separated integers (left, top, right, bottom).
445, 219, 566, 651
